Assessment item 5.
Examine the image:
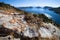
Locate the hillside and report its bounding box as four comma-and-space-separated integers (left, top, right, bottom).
49, 7, 60, 14
0, 2, 25, 14
0, 2, 60, 40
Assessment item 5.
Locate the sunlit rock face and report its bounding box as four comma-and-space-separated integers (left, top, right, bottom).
0, 11, 60, 40
42, 23, 60, 37
23, 25, 39, 38
0, 13, 12, 25
0, 12, 26, 32
39, 27, 52, 38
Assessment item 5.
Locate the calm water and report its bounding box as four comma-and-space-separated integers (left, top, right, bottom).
19, 7, 60, 25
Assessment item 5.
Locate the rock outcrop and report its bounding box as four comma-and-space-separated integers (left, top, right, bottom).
0, 2, 60, 40
0, 10, 60, 40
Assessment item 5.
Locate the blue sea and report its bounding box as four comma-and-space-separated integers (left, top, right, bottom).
19, 7, 60, 25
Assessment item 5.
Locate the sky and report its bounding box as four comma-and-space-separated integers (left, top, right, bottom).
0, 0, 60, 7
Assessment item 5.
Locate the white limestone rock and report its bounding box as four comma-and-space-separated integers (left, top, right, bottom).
38, 27, 52, 38
23, 25, 39, 38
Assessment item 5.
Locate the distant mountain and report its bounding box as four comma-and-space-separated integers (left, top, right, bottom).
18, 6, 60, 14
18, 6, 52, 10
43, 6, 52, 9
18, 7, 33, 9
18, 6, 41, 8
49, 7, 60, 14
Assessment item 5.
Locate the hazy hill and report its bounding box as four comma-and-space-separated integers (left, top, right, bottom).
43, 6, 52, 9
0, 2, 24, 14
49, 7, 60, 14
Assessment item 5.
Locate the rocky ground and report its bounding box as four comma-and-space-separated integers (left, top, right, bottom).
0, 10, 60, 40
0, 2, 60, 40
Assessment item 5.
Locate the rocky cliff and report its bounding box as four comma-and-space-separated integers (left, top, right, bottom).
0, 2, 60, 40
